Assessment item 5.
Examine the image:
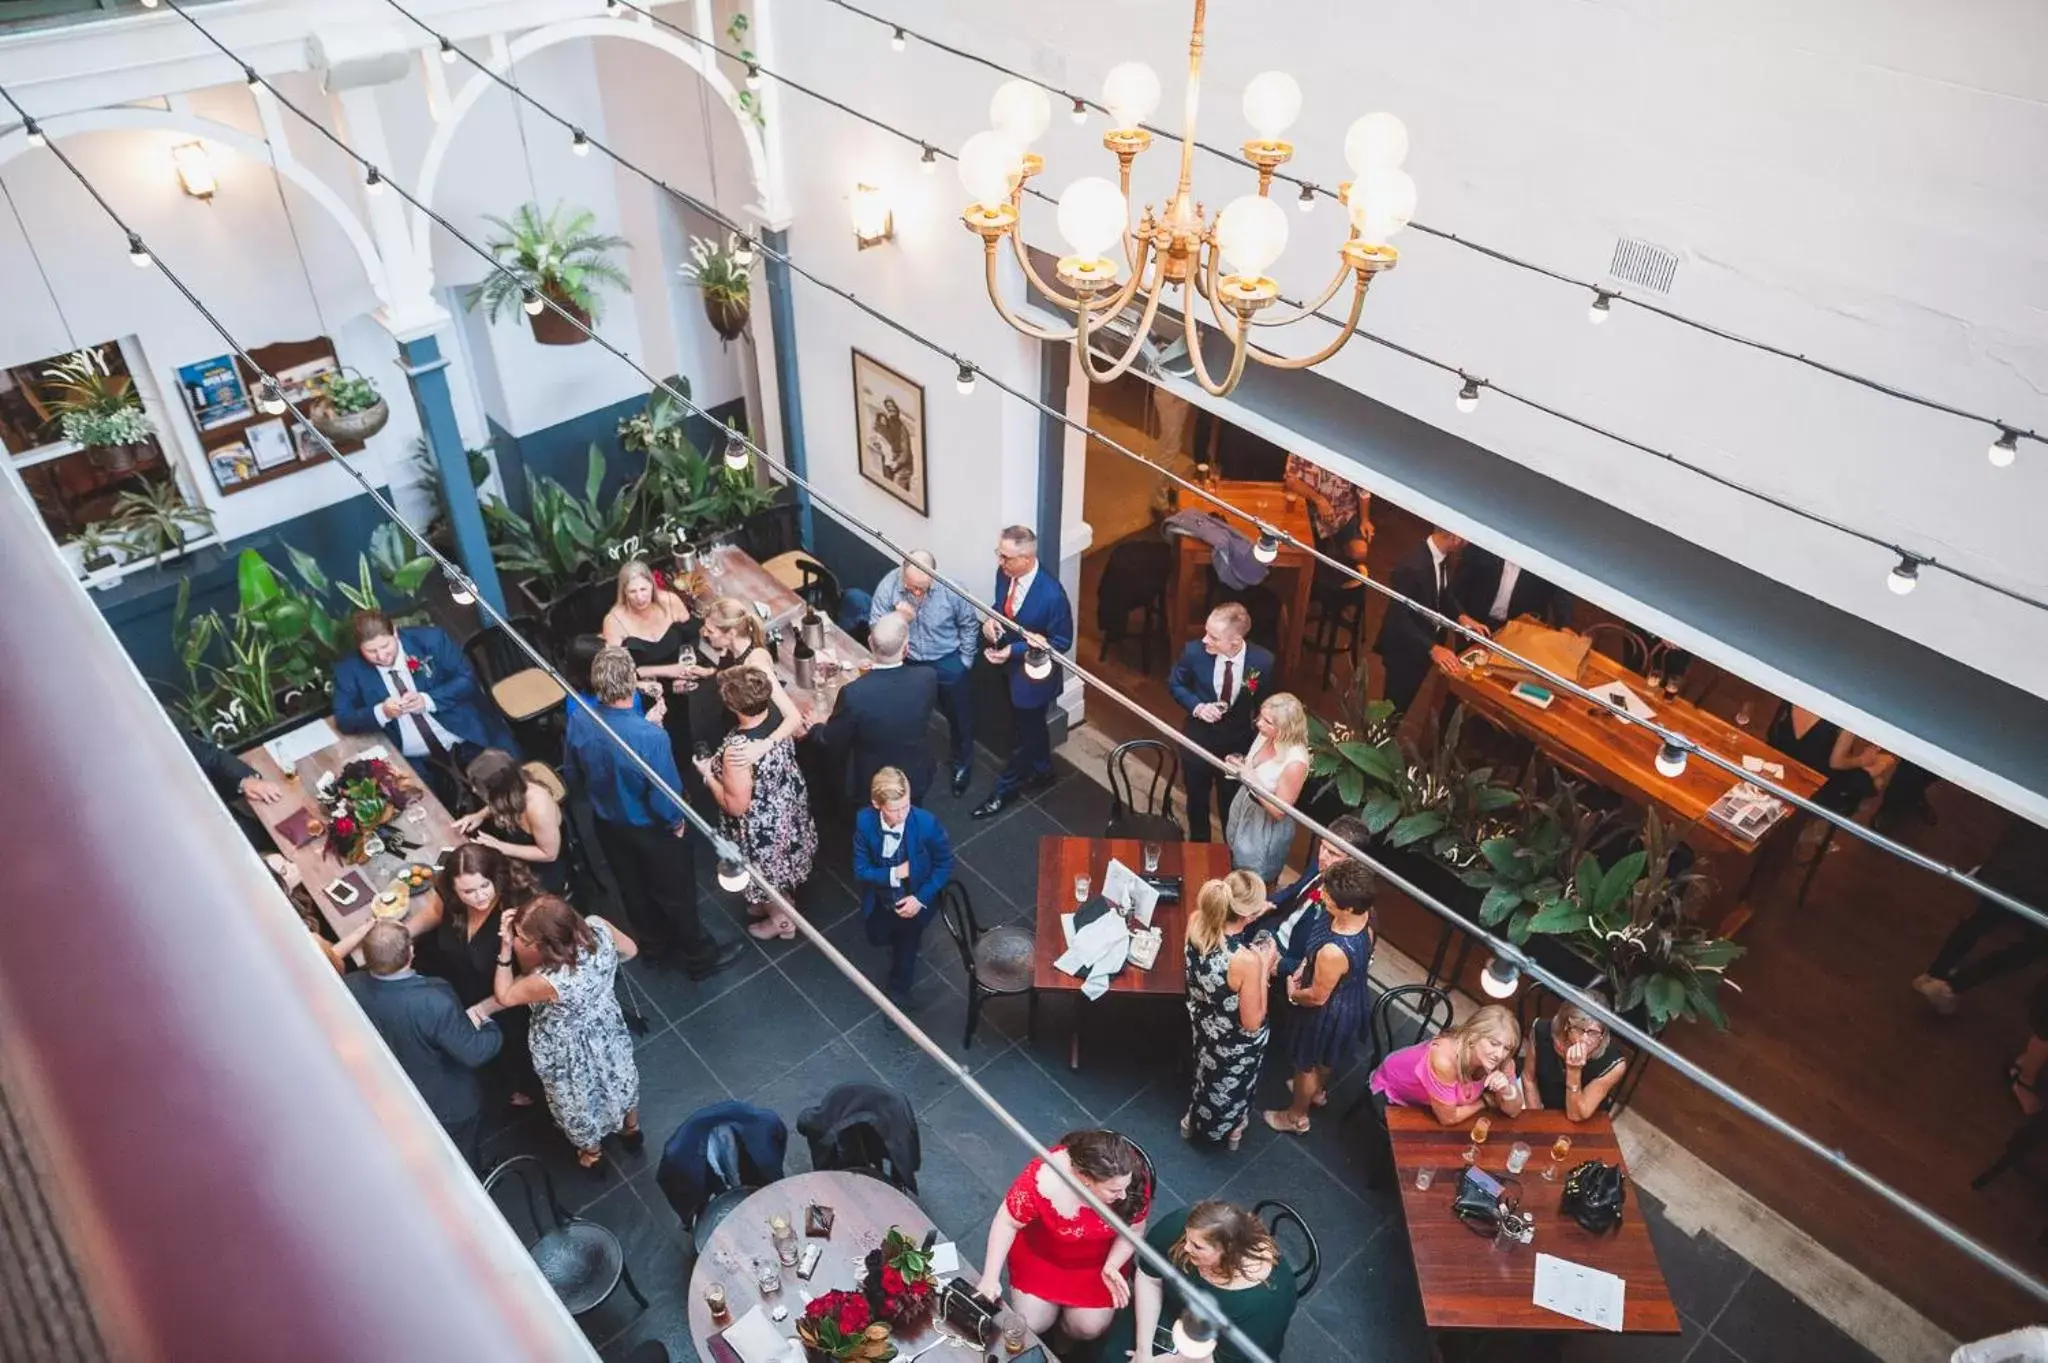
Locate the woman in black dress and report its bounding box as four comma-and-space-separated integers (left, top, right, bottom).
430, 843, 544, 1109
455, 749, 571, 896
1521, 997, 1629, 1121
602, 560, 701, 770
1766, 704, 1897, 855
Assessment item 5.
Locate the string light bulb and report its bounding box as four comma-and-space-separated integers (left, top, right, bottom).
1480, 955, 1522, 999
955, 361, 977, 396
715, 840, 750, 892
745, 63, 762, 91
571, 128, 591, 156
141, 0, 159, 7
439, 36, 458, 64
919, 144, 937, 175
522, 290, 546, 316
722, 427, 750, 472
1588, 290, 1613, 325
890, 26, 907, 51
1297, 182, 1316, 214
24, 118, 45, 149
1023, 646, 1054, 681
1252, 531, 1280, 564
255, 378, 286, 415
1170, 1309, 1219, 1360
1654, 741, 1689, 779
127, 232, 152, 268
1455, 378, 1480, 414
1888, 553, 1920, 596
732, 234, 755, 268
443, 566, 477, 606
244, 66, 262, 90
1989, 428, 2019, 468
364, 166, 384, 196
1070, 97, 1087, 125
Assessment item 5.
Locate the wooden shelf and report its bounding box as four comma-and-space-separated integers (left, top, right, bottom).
191, 337, 364, 496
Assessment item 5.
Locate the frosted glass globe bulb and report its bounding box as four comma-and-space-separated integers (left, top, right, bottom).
990, 80, 1053, 147
957, 129, 1023, 207
1102, 61, 1162, 129
1056, 177, 1129, 260
1242, 71, 1302, 140
1215, 194, 1289, 278
1344, 112, 1410, 174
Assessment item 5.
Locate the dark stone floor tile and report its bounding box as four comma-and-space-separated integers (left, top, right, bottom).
1638, 1205, 1752, 1329
596, 1292, 699, 1363
741, 1036, 871, 1168
953, 795, 1064, 877
1097, 1073, 1258, 1214
1557, 1310, 1706, 1362
626, 1030, 733, 1175
478, 1112, 625, 1218
1032, 770, 1113, 834
920, 1046, 1095, 1199
574, 1181, 692, 1350
1708, 1271, 1876, 1363
949, 857, 1032, 923
772, 925, 899, 1032
1301, 1235, 1431, 1362
676, 967, 840, 1097
1681, 1335, 1742, 1363
844, 998, 1019, 1114
620, 946, 777, 1031
1213, 1137, 1393, 1290
1279, 1311, 1346, 1363
902, 1133, 1001, 1254
1013, 991, 1188, 1123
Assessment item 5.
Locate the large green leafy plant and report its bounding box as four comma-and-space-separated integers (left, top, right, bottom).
41, 347, 154, 448
480, 444, 633, 601
464, 202, 631, 324
1308, 700, 1518, 864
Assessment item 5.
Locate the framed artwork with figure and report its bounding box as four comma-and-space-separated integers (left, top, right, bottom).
851, 349, 927, 516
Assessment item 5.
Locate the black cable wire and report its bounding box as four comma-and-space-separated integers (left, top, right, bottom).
14, 58, 2048, 1313
576, 0, 2048, 615
818, 0, 2046, 452
173, 0, 2048, 923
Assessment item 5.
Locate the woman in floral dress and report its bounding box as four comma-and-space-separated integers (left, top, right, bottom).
696, 664, 818, 940
490, 896, 642, 1173
1181, 871, 1277, 1150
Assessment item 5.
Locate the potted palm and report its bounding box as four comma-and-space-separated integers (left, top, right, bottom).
106, 480, 215, 566
465, 201, 631, 346
679, 233, 752, 342
42, 347, 156, 472
307, 367, 390, 443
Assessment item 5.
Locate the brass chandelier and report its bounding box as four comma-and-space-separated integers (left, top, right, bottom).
958, 0, 1416, 397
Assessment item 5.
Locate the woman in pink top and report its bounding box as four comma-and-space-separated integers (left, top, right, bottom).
1369, 1005, 1525, 1126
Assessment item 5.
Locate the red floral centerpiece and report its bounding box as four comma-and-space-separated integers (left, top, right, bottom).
319, 757, 421, 864
796, 1288, 894, 1362
864, 1227, 938, 1336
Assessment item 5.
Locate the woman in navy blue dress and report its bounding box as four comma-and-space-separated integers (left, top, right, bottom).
1263, 860, 1376, 1135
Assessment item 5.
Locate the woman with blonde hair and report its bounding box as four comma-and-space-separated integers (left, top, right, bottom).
1107, 1198, 1296, 1363
1264, 858, 1376, 1135
694, 595, 807, 761
1370, 1002, 1526, 1126
1223, 692, 1311, 884
1182, 872, 1278, 1149
601, 560, 698, 767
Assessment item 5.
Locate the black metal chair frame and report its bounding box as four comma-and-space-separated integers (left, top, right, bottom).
1252, 1199, 1322, 1300
543, 580, 621, 651
1095, 539, 1172, 675
1105, 738, 1183, 840
482, 1153, 648, 1320
1303, 581, 1368, 690
937, 879, 1038, 1051
1346, 983, 1456, 1124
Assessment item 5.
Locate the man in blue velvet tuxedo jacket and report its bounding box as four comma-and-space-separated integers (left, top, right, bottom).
970, 525, 1074, 819
853, 767, 956, 1005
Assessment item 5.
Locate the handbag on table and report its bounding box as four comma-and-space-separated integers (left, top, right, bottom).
1559, 1159, 1628, 1233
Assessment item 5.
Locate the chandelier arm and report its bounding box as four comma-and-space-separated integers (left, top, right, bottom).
1244, 271, 1373, 370
1005, 228, 1093, 313
1191, 244, 1370, 372
1073, 253, 1174, 384
1241, 258, 1355, 329
981, 242, 1083, 343
1179, 286, 1253, 397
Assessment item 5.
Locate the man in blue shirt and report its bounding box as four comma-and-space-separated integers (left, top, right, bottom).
871, 549, 982, 795
565, 648, 743, 980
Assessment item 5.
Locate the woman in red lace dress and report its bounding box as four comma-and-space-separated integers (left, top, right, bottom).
976, 1129, 1152, 1344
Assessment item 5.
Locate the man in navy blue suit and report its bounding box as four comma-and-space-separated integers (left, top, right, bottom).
1265, 813, 1372, 979
1167, 602, 1276, 841
332, 609, 516, 805
971, 525, 1073, 820
853, 766, 956, 1006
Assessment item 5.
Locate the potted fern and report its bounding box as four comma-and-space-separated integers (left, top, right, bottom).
679, 233, 752, 342
42, 347, 156, 472
465, 201, 631, 346
307, 367, 390, 443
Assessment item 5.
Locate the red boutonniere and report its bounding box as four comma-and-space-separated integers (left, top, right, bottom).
1244, 668, 1263, 695
406, 655, 432, 680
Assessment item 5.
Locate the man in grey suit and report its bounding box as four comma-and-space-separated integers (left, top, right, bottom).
344, 922, 503, 1169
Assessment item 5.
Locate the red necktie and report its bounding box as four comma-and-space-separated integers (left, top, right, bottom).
1220, 659, 1236, 705
1005, 578, 1022, 617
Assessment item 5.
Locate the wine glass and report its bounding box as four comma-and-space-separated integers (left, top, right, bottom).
1544, 1134, 1573, 1182
1074, 874, 1091, 904
1142, 841, 1162, 874
1462, 1114, 1491, 1166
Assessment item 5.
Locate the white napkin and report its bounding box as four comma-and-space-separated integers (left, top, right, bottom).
720, 1305, 789, 1363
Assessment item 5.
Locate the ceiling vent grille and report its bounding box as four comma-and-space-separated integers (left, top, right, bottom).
1607, 237, 1680, 295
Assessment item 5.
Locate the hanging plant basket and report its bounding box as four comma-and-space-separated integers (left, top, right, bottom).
86, 441, 145, 474
704, 292, 750, 342
530, 286, 593, 346
307, 366, 391, 443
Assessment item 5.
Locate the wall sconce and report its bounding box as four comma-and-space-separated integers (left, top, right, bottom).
171, 141, 216, 202
851, 182, 893, 249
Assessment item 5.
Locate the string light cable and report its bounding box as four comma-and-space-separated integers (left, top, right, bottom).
162, 0, 2048, 934
18, 77, 2048, 1313
817, 0, 2045, 466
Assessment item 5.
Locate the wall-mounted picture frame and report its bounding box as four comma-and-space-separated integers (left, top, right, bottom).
851, 348, 927, 517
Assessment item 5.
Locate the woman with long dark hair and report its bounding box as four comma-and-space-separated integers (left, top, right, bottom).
429, 843, 544, 1109
491, 896, 642, 1173
454, 748, 569, 896
1106, 1199, 1296, 1363
978, 1128, 1152, 1345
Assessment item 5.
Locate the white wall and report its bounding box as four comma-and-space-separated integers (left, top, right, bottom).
767, 0, 2048, 699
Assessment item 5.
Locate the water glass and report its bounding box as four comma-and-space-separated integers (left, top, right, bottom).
1000, 1312, 1028, 1354
1074, 874, 1091, 904
703, 1280, 729, 1323
755, 1258, 782, 1297
1142, 842, 1162, 874
1412, 1165, 1436, 1192
1506, 1141, 1532, 1175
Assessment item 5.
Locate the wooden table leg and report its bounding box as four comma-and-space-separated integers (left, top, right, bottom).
1282, 561, 1311, 685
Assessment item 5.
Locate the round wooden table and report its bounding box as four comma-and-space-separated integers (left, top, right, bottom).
686, 1170, 1052, 1360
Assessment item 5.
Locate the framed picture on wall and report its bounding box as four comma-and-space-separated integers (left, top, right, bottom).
851, 349, 927, 516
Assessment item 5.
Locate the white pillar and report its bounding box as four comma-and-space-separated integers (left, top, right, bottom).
325, 86, 449, 339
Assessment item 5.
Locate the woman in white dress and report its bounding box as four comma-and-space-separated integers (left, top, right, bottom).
1223, 693, 1311, 886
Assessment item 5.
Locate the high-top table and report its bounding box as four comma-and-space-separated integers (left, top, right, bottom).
1166, 480, 1318, 683
1384, 1108, 1679, 1336
693, 543, 872, 717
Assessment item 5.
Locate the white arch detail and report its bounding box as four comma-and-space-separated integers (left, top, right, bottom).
0, 106, 390, 305
410, 17, 777, 269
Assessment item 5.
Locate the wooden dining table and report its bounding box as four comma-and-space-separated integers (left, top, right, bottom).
694, 542, 874, 717
687, 1170, 1054, 1361
1167, 480, 1318, 683
238, 719, 460, 943
1384, 1108, 1680, 1336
